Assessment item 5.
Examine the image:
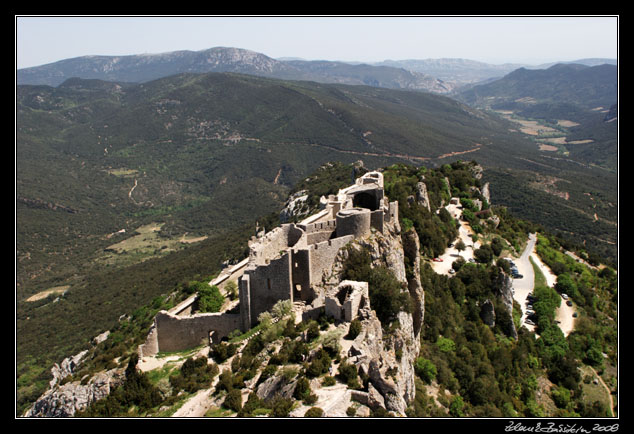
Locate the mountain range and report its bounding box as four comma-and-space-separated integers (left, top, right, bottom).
17, 46, 453, 93
17, 46, 617, 93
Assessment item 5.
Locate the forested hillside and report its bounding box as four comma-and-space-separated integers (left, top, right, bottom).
16, 72, 618, 417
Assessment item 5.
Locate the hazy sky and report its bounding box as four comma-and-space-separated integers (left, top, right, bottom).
15, 15, 619, 69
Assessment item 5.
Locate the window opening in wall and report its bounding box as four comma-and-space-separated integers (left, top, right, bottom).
267, 278, 271, 291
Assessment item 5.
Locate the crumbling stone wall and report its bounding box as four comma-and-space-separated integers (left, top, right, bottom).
241, 252, 293, 329
325, 280, 369, 322
154, 310, 241, 353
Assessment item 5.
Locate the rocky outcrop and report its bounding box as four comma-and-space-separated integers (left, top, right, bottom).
480, 299, 496, 327
402, 228, 424, 339
494, 271, 518, 340
49, 350, 89, 388
481, 182, 491, 204
279, 190, 310, 223
24, 368, 125, 417
329, 218, 424, 415
415, 181, 431, 212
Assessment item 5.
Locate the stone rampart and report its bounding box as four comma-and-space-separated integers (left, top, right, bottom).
241, 252, 293, 328
336, 208, 371, 239
308, 235, 355, 287
154, 310, 241, 353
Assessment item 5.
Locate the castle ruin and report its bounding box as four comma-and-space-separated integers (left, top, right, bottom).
140, 170, 399, 357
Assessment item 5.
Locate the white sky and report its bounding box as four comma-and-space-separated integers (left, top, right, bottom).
15, 15, 619, 69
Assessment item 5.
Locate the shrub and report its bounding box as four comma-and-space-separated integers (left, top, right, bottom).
269, 396, 294, 417
304, 407, 324, 417
223, 388, 243, 412
306, 349, 331, 378
226, 280, 239, 299
321, 376, 336, 387
209, 342, 237, 363
337, 359, 360, 389
306, 321, 320, 342
346, 319, 362, 340
170, 357, 218, 393
436, 337, 456, 353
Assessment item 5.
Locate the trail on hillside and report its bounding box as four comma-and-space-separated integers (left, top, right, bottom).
304, 142, 481, 162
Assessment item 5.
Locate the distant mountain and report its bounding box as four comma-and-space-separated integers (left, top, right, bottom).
373, 58, 617, 88
456, 63, 617, 111
375, 58, 525, 85
455, 62, 618, 174
17, 46, 452, 93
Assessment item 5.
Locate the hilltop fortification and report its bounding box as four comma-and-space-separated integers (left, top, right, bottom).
140, 171, 399, 355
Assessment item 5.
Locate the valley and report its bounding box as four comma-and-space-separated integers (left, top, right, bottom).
16, 53, 617, 419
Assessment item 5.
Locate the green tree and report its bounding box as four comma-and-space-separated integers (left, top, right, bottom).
456, 240, 466, 253
223, 388, 243, 412
197, 284, 224, 313
449, 395, 465, 417
414, 357, 437, 384
346, 319, 362, 339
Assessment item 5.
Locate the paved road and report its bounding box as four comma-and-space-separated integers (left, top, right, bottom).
512, 233, 537, 332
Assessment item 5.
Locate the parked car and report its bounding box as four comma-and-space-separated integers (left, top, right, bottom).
562, 294, 568, 300
432, 258, 443, 262
566, 300, 573, 307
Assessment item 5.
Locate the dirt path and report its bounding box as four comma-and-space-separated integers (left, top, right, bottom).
171, 388, 216, 417
128, 178, 138, 204
590, 366, 615, 417
430, 200, 481, 275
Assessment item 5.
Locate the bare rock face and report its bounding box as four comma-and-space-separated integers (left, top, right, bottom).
279, 190, 310, 223
49, 350, 89, 388
481, 182, 491, 203
256, 374, 296, 402
24, 369, 125, 417
480, 299, 496, 327
334, 219, 424, 416
494, 271, 518, 340
416, 181, 431, 212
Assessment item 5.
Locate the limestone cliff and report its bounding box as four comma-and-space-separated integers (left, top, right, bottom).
327, 216, 424, 415
24, 368, 125, 417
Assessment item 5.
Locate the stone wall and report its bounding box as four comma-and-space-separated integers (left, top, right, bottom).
336, 208, 371, 239
325, 280, 369, 322
249, 224, 304, 266
308, 235, 354, 287
154, 310, 241, 353
241, 252, 293, 329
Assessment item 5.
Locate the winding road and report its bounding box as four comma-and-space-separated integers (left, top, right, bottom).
429, 201, 576, 337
